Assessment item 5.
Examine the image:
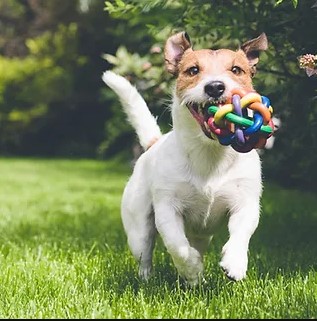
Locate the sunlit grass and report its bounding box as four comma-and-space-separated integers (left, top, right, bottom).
0, 157, 315, 318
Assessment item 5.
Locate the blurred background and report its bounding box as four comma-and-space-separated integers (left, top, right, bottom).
0, 0, 316, 191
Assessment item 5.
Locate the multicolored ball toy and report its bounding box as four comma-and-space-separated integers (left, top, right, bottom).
207, 88, 275, 153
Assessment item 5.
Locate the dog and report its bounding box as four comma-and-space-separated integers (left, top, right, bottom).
102, 31, 269, 285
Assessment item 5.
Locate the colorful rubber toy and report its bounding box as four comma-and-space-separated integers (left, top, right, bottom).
207, 88, 275, 153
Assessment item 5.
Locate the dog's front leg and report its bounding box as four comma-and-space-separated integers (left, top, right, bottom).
153, 197, 203, 286
220, 201, 260, 281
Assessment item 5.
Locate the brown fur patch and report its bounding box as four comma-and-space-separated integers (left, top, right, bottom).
176, 49, 253, 95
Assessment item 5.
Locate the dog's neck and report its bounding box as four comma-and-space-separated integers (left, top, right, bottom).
171, 95, 238, 178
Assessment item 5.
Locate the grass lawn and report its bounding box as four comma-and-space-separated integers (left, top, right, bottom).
0, 157, 316, 318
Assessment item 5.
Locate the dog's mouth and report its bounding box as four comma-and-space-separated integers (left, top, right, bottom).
186, 97, 227, 139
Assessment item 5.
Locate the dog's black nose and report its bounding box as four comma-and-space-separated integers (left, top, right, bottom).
204, 81, 225, 98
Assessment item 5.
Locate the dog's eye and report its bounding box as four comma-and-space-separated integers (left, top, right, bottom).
231, 66, 244, 75
186, 66, 199, 76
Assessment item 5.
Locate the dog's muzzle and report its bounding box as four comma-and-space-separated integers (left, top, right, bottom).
186, 98, 227, 140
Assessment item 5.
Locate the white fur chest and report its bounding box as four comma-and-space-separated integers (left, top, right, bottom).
146, 131, 262, 237
173, 178, 228, 235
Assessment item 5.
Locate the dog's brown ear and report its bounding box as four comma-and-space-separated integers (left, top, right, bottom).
241, 33, 268, 76
164, 31, 192, 75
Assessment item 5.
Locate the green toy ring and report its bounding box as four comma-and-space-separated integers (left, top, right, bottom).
207, 106, 273, 135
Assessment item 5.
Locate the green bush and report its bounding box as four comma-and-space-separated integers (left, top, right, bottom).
0, 24, 84, 155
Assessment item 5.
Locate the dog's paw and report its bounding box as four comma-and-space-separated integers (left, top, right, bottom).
138, 264, 152, 281
219, 242, 248, 281
183, 274, 206, 288
172, 246, 204, 285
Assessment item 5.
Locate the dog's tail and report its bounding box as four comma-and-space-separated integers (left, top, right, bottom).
102, 70, 162, 150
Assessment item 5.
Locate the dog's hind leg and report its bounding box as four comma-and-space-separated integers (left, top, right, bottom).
121, 178, 156, 281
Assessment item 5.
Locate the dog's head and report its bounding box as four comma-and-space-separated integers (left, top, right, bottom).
164, 32, 268, 140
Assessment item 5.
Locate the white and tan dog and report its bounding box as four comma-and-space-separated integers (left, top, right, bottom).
102, 31, 269, 285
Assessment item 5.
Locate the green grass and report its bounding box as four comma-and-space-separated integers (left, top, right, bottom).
0, 157, 316, 318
